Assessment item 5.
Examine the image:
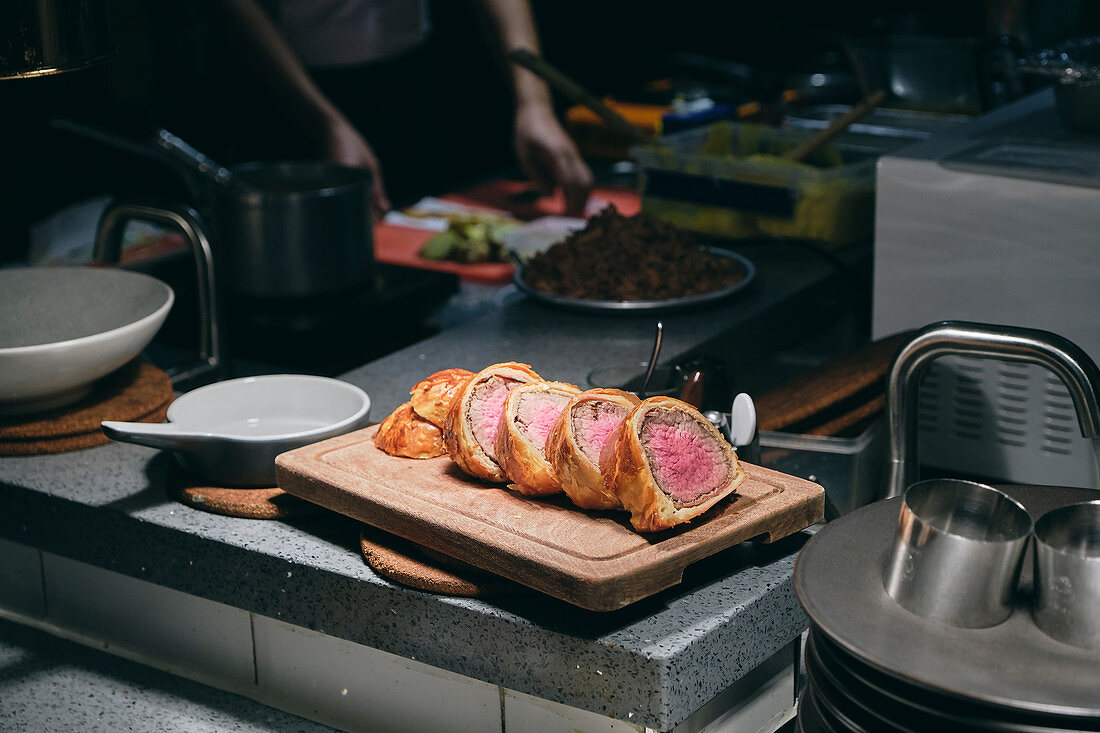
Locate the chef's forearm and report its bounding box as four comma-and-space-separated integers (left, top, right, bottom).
469, 0, 554, 112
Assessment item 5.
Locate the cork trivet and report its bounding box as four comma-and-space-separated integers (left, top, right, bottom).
0, 360, 174, 455
359, 525, 515, 597
756, 331, 912, 432
804, 393, 884, 438
167, 464, 324, 520
0, 399, 171, 456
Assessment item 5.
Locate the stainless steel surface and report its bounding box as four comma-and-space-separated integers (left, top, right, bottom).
0, 0, 113, 79
217, 161, 374, 298
795, 484, 1100, 719
802, 622, 1100, 731
703, 410, 726, 432
760, 420, 885, 520
640, 320, 663, 397
95, 200, 224, 389
882, 479, 1032, 628
513, 249, 755, 313
874, 93, 1100, 488
1033, 500, 1100, 650
885, 321, 1100, 498
785, 105, 969, 141
847, 34, 1016, 115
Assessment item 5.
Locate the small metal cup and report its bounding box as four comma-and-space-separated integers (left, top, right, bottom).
1032, 501, 1100, 650
883, 479, 1032, 628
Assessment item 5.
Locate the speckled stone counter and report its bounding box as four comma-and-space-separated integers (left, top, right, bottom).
0, 618, 335, 732
0, 241, 861, 730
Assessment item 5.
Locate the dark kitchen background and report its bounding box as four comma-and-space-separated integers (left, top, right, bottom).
1, 0, 1096, 267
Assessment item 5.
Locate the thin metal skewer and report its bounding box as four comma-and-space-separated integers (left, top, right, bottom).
640, 321, 663, 397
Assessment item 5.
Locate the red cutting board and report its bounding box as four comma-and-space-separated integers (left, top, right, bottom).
373, 182, 641, 284
276, 426, 824, 611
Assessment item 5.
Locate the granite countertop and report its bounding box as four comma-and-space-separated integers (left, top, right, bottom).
0, 240, 864, 730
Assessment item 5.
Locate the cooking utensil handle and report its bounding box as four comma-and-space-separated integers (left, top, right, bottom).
48, 118, 209, 205
94, 200, 225, 389
100, 420, 213, 452
155, 129, 237, 190
783, 89, 888, 162
885, 321, 1100, 498
508, 48, 653, 145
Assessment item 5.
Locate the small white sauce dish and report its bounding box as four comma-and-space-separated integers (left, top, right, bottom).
102, 374, 371, 487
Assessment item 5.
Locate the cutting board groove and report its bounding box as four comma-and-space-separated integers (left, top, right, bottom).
277, 426, 824, 611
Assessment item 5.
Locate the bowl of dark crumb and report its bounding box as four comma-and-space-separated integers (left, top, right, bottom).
514, 207, 755, 312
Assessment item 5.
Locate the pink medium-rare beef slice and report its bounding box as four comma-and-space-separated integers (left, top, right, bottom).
549, 389, 640, 511
638, 410, 729, 507
468, 376, 522, 460
604, 396, 745, 532
514, 389, 574, 453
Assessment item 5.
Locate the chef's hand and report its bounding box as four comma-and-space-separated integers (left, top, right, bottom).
513, 101, 593, 217
324, 116, 392, 215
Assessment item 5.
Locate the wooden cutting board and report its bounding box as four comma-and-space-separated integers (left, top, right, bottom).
276, 427, 824, 611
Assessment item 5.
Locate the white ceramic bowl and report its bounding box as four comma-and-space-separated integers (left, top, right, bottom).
102, 375, 371, 487
0, 267, 174, 415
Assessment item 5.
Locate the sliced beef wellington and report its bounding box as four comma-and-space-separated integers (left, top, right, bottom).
602, 396, 744, 532
546, 389, 640, 510
374, 402, 446, 459
409, 368, 474, 428
443, 362, 543, 482
495, 381, 581, 496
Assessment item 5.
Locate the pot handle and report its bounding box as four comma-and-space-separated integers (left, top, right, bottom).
100, 420, 216, 453
94, 199, 225, 389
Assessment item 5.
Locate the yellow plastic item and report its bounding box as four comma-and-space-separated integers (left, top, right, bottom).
566, 99, 671, 160
632, 121, 891, 247
565, 99, 670, 133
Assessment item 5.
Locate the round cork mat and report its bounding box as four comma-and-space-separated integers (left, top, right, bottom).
0, 360, 174, 455
167, 464, 324, 520
359, 525, 515, 597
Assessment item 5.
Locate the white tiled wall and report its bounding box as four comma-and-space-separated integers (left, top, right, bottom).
40, 551, 254, 690
6, 550, 797, 733
504, 688, 645, 733
0, 538, 45, 619
252, 615, 502, 733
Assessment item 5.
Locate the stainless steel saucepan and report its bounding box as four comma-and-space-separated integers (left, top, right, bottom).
214, 160, 374, 299
55, 120, 376, 300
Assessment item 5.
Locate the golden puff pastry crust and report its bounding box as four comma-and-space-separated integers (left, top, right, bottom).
374, 401, 446, 459
443, 362, 543, 482
495, 381, 581, 496
602, 396, 744, 532
409, 368, 474, 428
545, 388, 640, 510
